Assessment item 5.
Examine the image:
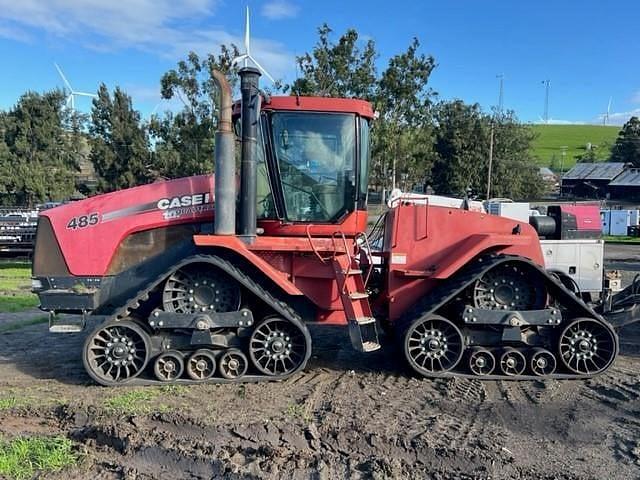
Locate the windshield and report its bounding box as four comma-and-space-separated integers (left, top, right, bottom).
271, 112, 356, 222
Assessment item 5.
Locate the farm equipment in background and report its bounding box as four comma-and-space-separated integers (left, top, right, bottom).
0, 207, 39, 255
31, 67, 639, 386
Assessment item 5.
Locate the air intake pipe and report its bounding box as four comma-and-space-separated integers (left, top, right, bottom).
211, 69, 235, 235
238, 67, 261, 241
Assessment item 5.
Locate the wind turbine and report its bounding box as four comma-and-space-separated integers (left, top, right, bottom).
603, 97, 612, 126
54, 63, 98, 111
541, 79, 551, 125
232, 7, 275, 83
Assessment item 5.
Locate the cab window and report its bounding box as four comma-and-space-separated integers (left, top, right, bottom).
270, 112, 356, 222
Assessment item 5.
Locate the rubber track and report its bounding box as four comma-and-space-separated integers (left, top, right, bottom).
95, 254, 312, 386
398, 253, 619, 380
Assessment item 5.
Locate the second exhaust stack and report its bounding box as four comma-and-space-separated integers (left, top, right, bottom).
238, 67, 261, 241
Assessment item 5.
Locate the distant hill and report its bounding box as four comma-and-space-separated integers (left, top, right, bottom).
530, 124, 620, 171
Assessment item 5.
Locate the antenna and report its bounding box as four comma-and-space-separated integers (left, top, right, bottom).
232, 6, 275, 82
496, 73, 504, 113
54, 63, 98, 111
541, 79, 551, 124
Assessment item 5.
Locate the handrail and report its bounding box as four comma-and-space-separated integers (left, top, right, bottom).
331, 230, 353, 294
356, 232, 375, 287
305, 224, 331, 263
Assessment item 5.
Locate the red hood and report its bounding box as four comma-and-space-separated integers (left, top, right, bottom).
41, 175, 214, 276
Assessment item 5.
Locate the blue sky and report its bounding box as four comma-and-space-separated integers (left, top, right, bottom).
0, 0, 638, 125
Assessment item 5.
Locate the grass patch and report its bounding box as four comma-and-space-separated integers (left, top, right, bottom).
0, 278, 31, 292
0, 261, 31, 275
604, 235, 640, 244
0, 261, 37, 313
530, 124, 619, 170
0, 315, 48, 333
0, 397, 20, 411
103, 389, 160, 414
0, 262, 31, 293
0, 295, 39, 313
158, 384, 189, 395
285, 402, 311, 422
0, 395, 39, 411
0, 436, 77, 480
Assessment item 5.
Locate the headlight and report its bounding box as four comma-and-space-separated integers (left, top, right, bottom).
31, 279, 43, 290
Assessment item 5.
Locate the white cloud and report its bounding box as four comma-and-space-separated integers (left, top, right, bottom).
595, 109, 640, 126
533, 118, 586, 125
0, 0, 294, 79
0, 22, 32, 42
261, 0, 299, 20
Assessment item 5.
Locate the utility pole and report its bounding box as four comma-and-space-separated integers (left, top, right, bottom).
487, 122, 495, 199
560, 146, 568, 176
542, 79, 551, 124
497, 74, 504, 113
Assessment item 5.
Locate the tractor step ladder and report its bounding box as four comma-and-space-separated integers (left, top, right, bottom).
48, 310, 87, 333
331, 242, 380, 353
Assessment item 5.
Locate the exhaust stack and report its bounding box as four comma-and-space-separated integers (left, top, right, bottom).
238, 67, 261, 241
212, 69, 235, 235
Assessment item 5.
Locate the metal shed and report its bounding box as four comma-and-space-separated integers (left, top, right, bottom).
561, 163, 627, 198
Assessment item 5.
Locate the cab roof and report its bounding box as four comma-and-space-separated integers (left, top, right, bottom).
233, 95, 375, 119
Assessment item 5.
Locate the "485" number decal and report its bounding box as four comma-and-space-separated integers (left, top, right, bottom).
66, 213, 100, 230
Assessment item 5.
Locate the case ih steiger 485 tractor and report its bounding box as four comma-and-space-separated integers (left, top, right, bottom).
31, 67, 640, 386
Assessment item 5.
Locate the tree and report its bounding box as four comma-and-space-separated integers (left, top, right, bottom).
151, 47, 240, 178
373, 38, 436, 191
610, 116, 640, 166
488, 110, 545, 199
576, 147, 598, 163
90, 84, 150, 192
431, 101, 489, 196
431, 103, 543, 200
291, 24, 377, 100
0, 91, 80, 205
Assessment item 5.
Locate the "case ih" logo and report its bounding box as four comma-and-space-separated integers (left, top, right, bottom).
157, 193, 212, 210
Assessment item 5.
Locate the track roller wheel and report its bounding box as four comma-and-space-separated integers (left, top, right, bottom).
473, 261, 546, 311
468, 347, 496, 376
163, 264, 241, 314
249, 317, 310, 376
403, 315, 464, 376
83, 319, 151, 386
186, 350, 217, 381
500, 348, 526, 376
558, 318, 617, 375
219, 349, 249, 379
530, 348, 556, 376
154, 350, 185, 382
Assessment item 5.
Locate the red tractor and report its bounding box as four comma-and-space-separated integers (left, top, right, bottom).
31, 68, 636, 385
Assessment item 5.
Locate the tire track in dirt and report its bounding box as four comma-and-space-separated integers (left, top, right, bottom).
416, 378, 506, 458
580, 368, 640, 468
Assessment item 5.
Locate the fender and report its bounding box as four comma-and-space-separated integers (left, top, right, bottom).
192, 235, 303, 296
432, 234, 539, 279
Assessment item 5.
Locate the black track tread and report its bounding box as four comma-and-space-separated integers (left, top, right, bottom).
398, 253, 619, 380
91, 254, 312, 386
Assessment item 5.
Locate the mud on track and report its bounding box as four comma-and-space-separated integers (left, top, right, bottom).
1, 317, 640, 479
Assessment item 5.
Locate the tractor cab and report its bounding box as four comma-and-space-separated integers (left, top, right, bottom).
233, 95, 374, 235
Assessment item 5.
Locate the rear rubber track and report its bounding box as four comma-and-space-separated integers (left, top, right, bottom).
397, 253, 619, 380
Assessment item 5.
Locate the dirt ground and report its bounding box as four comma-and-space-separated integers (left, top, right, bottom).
1, 320, 640, 479
1, 247, 640, 479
